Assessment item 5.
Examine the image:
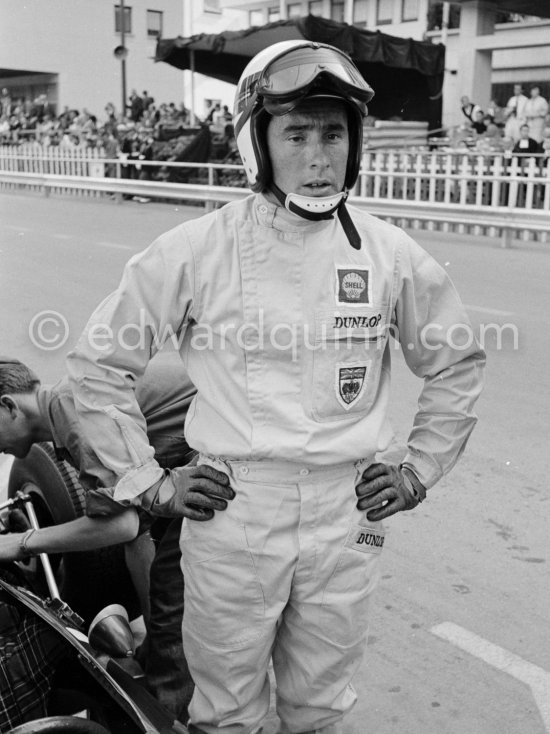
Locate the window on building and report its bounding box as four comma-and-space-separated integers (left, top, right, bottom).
288, 2, 302, 16
427, 1, 461, 31
309, 1, 323, 16
331, 0, 345, 22
203, 0, 221, 12
353, 0, 369, 27
401, 0, 417, 21
376, 0, 393, 24
115, 4, 132, 33
146, 9, 162, 38
268, 6, 281, 21
249, 9, 264, 25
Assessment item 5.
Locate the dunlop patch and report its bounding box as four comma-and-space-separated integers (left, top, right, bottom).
346, 525, 385, 554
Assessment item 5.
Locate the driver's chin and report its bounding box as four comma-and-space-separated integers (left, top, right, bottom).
12, 445, 31, 459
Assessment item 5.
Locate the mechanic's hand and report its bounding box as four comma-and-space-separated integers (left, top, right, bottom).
4, 508, 31, 533
0, 532, 27, 562
140, 464, 234, 521
355, 463, 426, 522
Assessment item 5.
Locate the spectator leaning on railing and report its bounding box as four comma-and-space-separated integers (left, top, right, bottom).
512, 123, 543, 156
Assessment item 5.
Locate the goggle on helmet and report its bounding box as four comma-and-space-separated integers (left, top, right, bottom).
234, 41, 375, 193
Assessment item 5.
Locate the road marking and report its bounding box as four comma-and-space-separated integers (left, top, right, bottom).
432, 622, 550, 731
464, 304, 514, 317
97, 241, 133, 251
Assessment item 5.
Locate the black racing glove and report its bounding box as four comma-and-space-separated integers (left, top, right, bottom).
140, 464, 234, 520
355, 463, 426, 521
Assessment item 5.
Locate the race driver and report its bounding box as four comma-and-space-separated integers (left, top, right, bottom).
66, 41, 485, 734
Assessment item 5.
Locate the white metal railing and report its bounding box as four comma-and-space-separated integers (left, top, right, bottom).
1, 145, 549, 210
0, 145, 246, 198
357, 150, 550, 211
1, 145, 549, 245
2, 169, 550, 248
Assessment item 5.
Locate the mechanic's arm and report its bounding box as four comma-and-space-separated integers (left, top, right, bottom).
0, 509, 139, 562
357, 235, 485, 521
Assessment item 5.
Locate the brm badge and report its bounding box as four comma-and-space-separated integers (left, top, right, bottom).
336, 364, 367, 410
336, 267, 371, 305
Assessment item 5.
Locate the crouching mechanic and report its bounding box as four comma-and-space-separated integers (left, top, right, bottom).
0, 354, 230, 723
66, 41, 485, 734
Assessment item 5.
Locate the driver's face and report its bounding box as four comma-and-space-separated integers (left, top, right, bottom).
266, 100, 349, 198
0, 401, 33, 458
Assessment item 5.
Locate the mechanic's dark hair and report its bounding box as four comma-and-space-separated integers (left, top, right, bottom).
0, 358, 40, 395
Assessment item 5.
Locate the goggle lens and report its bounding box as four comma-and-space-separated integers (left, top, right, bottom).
258, 47, 373, 101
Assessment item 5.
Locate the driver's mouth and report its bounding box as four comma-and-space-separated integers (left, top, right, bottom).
303, 181, 333, 194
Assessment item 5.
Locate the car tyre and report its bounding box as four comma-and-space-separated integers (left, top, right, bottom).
8, 443, 139, 624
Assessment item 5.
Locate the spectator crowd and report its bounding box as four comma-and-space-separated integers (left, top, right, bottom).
0, 87, 240, 188
0, 87, 194, 148
454, 84, 550, 155
2, 84, 549, 162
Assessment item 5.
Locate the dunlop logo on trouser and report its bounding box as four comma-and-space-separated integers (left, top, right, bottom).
345, 525, 385, 554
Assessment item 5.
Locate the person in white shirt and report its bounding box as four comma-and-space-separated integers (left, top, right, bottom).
504, 84, 528, 141
506, 84, 528, 123
524, 85, 549, 143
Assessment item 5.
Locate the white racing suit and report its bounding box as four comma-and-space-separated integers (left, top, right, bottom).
67, 193, 485, 734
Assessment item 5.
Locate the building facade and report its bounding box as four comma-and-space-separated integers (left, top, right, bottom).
228, 0, 430, 41
1, 0, 548, 131
221, 0, 550, 129
429, 2, 550, 128
0, 0, 246, 123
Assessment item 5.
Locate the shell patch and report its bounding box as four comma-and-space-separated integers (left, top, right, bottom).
336, 267, 371, 305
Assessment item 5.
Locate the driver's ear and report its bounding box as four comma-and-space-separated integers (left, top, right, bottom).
0, 394, 19, 417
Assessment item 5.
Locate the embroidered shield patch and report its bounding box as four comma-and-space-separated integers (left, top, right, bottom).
337, 365, 367, 409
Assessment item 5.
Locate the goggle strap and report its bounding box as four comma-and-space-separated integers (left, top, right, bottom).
234, 89, 259, 138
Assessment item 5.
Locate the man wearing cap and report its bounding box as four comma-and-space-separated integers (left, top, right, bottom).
67, 41, 485, 734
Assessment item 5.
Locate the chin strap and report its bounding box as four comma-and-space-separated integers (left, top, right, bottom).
337, 199, 361, 250
270, 183, 361, 249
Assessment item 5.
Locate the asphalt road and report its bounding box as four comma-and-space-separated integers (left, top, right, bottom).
1, 191, 549, 734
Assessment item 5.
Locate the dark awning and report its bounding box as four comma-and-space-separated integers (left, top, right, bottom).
155, 15, 445, 127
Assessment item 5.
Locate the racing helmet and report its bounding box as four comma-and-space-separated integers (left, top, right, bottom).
233, 41, 374, 196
